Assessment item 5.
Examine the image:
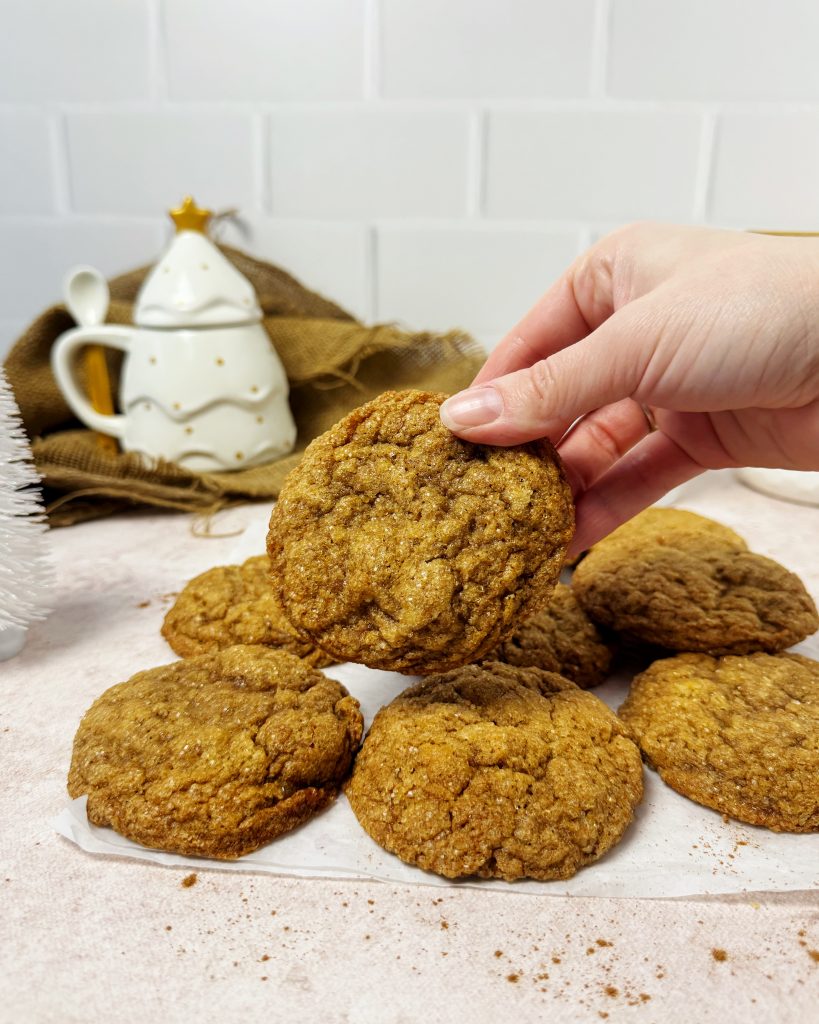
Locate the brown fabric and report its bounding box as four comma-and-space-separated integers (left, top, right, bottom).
3, 245, 484, 526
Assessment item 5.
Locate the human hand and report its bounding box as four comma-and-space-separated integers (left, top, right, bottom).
439, 223, 819, 555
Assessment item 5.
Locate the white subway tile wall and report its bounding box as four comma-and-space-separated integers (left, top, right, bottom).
710, 112, 819, 228
164, 0, 367, 101
269, 109, 471, 219
0, 0, 152, 102
376, 225, 580, 339
217, 219, 372, 321
380, 0, 596, 99
65, 112, 258, 215
0, 220, 165, 321
609, 0, 819, 101
0, 114, 55, 215
485, 109, 701, 221
1, 0, 818, 359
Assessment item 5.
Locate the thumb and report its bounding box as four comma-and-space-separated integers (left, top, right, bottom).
440, 302, 655, 446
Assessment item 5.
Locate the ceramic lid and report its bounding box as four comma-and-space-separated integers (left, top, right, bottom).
134, 198, 263, 328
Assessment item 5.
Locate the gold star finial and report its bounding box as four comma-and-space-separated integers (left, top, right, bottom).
169, 196, 212, 234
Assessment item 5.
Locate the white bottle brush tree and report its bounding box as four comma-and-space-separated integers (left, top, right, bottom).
0, 367, 50, 659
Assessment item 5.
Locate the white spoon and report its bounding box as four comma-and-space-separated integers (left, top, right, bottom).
64, 265, 110, 327
62, 266, 117, 450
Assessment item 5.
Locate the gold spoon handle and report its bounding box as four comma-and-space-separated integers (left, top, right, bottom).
84, 346, 118, 454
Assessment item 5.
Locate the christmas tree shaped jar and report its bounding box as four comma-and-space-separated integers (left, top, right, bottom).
51, 197, 296, 472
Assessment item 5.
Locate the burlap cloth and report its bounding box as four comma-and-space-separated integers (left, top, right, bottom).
3, 246, 484, 526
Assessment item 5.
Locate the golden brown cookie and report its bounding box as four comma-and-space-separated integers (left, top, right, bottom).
345, 662, 643, 881
485, 582, 612, 688
591, 508, 747, 549
572, 508, 818, 654
161, 555, 334, 667
68, 646, 363, 858
619, 652, 819, 832
268, 390, 574, 674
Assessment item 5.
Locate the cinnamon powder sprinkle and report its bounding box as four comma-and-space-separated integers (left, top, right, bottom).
712, 948, 728, 962
181, 873, 197, 888
808, 950, 819, 963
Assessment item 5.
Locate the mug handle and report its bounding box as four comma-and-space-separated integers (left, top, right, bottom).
51, 325, 133, 439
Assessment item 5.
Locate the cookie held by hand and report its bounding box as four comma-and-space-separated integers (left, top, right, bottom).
268, 390, 574, 674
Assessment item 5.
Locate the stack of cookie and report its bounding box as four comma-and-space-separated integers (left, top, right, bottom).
68, 389, 819, 880
265, 390, 643, 881
571, 507, 819, 834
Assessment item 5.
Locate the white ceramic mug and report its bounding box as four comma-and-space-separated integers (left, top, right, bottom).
52, 319, 297, 473
736, 468, 819, 508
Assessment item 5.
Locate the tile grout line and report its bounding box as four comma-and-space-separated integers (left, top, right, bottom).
577, 224, 596, 254
693, 109, 719, 222
254, 113, 272, 216
0, 212, 175, 225
589, 0, 612, 100
466, 109, 486, 219
8, 98, 819, 116
49, 111, 72, 216
146, 0, 169, 104
368, 225, 379, 322
363, 0, 381, 100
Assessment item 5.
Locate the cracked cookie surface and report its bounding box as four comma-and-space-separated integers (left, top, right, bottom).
572, 508, 818, 654
161, 555, 333, 666
68, 646, 363, 858
485, 582, 612, 688
267, 390, 574, 674
619, 652, 819, 832
345, 662, 643, 881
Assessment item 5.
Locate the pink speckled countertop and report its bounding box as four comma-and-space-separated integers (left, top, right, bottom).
1, 470, 818, 1023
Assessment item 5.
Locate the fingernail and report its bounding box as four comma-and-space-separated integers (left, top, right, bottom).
440, 387, 504, 429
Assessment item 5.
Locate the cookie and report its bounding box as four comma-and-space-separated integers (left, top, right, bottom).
161, 555, 333, 667
268, 390, 574, 674
572, 508, 818, 655
619, 652, 819, 832
68, 646, 363, 858
345, 662, 643, 881
589, 508, 747, 549
485, 583, 612, 688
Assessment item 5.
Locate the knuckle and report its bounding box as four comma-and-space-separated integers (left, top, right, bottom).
584, 416, 632, 462
505, 332, 540, 366
562, 459, 592, 498
526, 358, 560, 407
571, 246, 617, 324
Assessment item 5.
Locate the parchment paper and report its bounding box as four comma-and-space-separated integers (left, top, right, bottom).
53, 479, 819, 897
